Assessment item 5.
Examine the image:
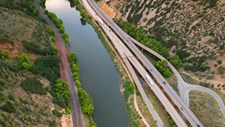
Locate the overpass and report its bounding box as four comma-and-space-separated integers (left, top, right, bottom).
82, 0, 190, 126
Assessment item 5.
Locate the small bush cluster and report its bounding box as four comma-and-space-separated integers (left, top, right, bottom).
22, 40, 53, 55
0, 50, 9, 59
52, 79, 71, 113
169, 55, 183, 68
21, 78, 47, 95
30, 56, 60, 83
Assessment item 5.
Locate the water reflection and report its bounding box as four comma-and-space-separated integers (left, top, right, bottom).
46, 0, 129, 126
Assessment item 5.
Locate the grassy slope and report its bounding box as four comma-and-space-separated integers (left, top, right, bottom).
0, 1, 62, 127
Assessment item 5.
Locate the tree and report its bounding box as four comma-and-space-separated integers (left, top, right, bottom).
53, 80, 71, 108
75, 80, 81, 87
2, 102, 14, 113
69, 53, 78, 64
72, 63, 79, 72
78, 88, 94, 116
170, 55, 182, 68
72, 72, 80, 80
155, 60, 172, 78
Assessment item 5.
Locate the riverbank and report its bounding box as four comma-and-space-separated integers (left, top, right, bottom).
35, 0, 84, 126
75, 0, 143, 126
45, 0, 130, 126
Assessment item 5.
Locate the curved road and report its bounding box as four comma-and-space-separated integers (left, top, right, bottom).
130, 35, 225, 117
84, 0, 225, 127
34, 0, 83, 127
84, 0, 203, 126
83, 0, 190, 126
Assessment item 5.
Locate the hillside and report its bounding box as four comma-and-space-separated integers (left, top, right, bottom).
0, 0, 71, 126
98, 0, 225, 92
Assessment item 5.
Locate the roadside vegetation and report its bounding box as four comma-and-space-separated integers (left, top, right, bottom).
155, 60, 172, 78
115, 19, 184, 78
115, 19, 169, 58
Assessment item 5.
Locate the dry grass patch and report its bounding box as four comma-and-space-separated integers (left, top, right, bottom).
190, 91, 225, 127
141, 79, 174, 127
136, 94, 156, 127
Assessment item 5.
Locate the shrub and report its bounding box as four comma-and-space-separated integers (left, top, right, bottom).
71, 63, 79, 72
21, 62, 32, 70
30, 56, 60, 83
72, 72, 80, 80
21, 78, 47, 95
49, 120, 56, 127
201, 0, 218, 7
20, 53, 30, 63
52, 80, 71, 108
22, 40, 52, 55
128, 83, 135, 92
218, 66, 225, 74
2, 101, 14, 113
52, 109, 62, 117
75, 80, 81, 87
0, 50, 9, 59
168, 118, 175, 126
47, 27, 55, 37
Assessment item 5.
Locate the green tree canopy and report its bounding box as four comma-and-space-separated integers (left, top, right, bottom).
78, 88, 94, 116
155, 60, 172, 78
170, 55, 182, 68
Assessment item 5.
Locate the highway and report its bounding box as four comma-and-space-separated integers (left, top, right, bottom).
83, 0, 205, 127
85, 0, 225, 126
34, 0, 83, 127
129, 33, 225, 117
96, 7, 164, 126
82, 0, 189, 126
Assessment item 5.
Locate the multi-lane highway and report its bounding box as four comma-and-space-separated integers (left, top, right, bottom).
82, 0, 191, 126
129, 33, 225, 117
82, 0, 207, 127
88, 3, 164, 126
35, 1, 83, 127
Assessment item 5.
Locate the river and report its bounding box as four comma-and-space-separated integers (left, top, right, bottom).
45, 0, 129, 127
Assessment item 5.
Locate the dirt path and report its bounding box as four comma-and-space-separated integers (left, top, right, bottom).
34, 0, 83, 127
